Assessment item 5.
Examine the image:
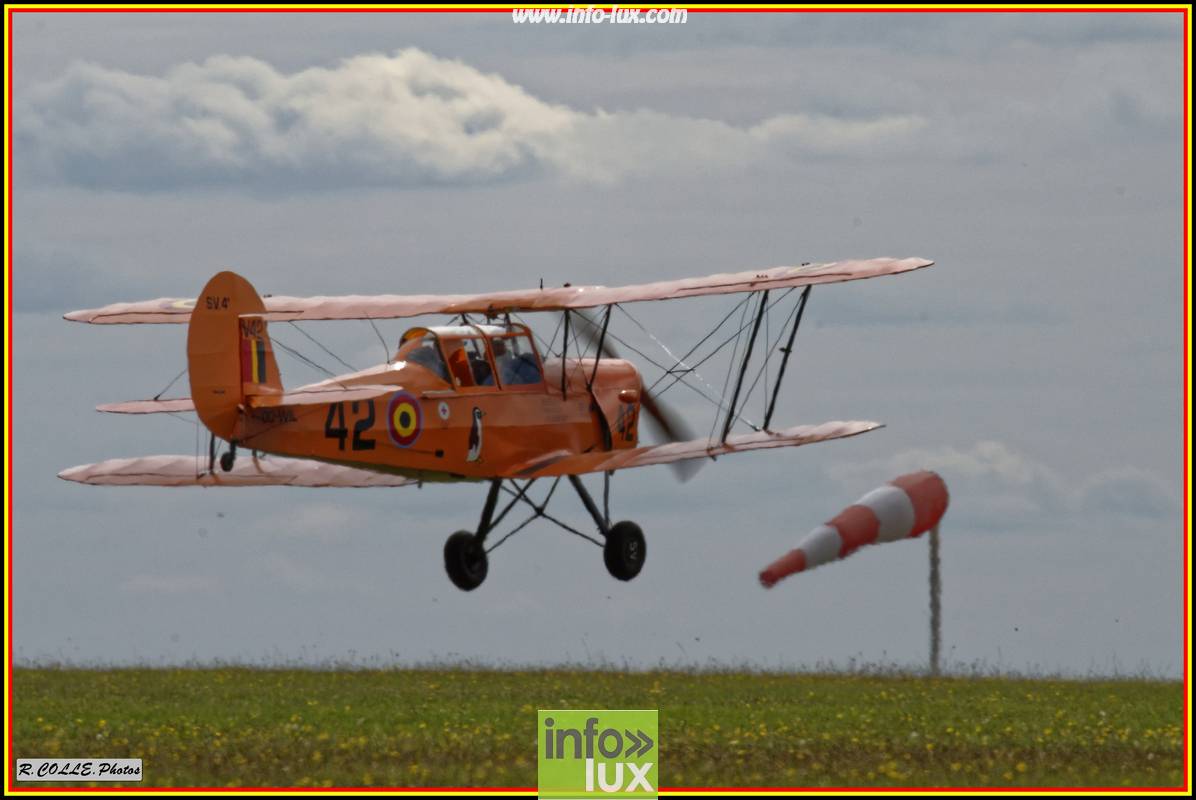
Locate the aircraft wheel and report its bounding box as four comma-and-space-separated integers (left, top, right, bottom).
219, 451, 235, 472
604, 521, 646, 581
444, 531, 488, 591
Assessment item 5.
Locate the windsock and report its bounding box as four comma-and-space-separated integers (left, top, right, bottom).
759, 471, 948, 588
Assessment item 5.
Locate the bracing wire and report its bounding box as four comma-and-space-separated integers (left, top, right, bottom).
152, 366, 188, 400
644, 295, 751, 395
616, 304, 729, 412
515, 288, 806, 440
539, 313, 564, 358
270, 334, 341, 381
733, 292, 805, 432
711, 296, 754, 440
289, 322, 358, 373
650, 289, 795, 400
367, 318, 390, 364
572, 309, 729, 413
194, 410, 201, 477
162, 410, 200, 429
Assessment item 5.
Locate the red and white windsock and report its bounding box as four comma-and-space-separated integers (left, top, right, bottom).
759, 471, 949, 588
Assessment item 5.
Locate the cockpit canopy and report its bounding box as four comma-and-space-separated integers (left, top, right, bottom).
394, 322, 544, 390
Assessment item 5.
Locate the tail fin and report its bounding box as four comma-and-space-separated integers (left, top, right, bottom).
186, 271, 282, 440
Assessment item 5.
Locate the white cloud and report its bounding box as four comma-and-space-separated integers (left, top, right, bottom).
829, 439, 1064, 494
1076, 466, 1179, 520
752, 112, 928, 155
827, 440, 1177, 532
15, 49, 926, 191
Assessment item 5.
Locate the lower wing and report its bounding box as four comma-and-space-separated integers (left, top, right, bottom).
506, 420, 881, 479
62, 421, 881, 485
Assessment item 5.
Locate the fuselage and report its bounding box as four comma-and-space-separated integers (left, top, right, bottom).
231, 323, 642, 481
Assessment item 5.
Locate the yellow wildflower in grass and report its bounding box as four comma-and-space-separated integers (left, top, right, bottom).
9, 667, 1184, 788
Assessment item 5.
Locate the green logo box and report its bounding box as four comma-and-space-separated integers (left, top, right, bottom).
537, 709, 658, 798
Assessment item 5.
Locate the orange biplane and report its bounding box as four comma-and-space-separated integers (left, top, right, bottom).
60, 258, 933, 590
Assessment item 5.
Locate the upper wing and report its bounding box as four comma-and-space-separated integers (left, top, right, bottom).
505, 420, 882, 479
58, 454, 418, 488
65, 257, 933, 324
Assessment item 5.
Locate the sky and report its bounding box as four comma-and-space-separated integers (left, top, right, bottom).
9, 10, 1186, 676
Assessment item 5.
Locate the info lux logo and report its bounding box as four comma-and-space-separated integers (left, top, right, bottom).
537, 710, 658, 798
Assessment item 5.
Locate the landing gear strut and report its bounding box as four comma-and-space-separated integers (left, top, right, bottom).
566, 474, 646, 582
208, 434, 238, 473
442, 473, 646, 590
443, 479, 501, 591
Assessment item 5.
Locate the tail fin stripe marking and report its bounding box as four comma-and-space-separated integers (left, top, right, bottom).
255, 338, 266, 383
241, 337, 253, 382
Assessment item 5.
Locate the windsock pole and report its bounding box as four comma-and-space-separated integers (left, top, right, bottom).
929, 523, 941, 676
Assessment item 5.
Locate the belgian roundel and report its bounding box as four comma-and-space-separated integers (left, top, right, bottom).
387, 391, 422, 448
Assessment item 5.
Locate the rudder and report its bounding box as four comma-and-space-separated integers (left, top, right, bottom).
187, 271, 282, 440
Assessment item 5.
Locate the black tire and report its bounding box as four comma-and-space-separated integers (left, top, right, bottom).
604, 521, 646, 581
219, 451, 235, 472
444, 531, 488, 591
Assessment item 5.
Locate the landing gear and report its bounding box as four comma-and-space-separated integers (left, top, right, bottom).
442, 479, 502, 591
444, 531, 488, 591
442, 473, 648, 590
219, 441, 238, 472
566, 475, 647, 582
604, 521, 646, 581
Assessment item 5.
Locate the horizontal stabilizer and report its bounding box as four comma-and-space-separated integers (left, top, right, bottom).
97, 398, 195, 414
58, 454, 418, 488
64, 258, 933, 324
96, 386, 395, 416
248, 384, 395, 409
506, 420, 883, 479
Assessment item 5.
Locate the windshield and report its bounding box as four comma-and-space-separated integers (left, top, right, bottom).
443, 337, 495, 388
489, 333, 543, 386
395, 333, 449, 384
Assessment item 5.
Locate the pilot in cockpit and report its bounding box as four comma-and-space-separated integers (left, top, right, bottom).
490, 336, 542, 386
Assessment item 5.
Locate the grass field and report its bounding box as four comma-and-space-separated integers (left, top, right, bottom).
10, 667, 1185, 788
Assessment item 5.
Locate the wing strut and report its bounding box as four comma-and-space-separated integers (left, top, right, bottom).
763, 285, 812, 431
588, 306, 615, 451
588, 305, 612, 388
721, 290, 770, 443
561, 310, 571, 398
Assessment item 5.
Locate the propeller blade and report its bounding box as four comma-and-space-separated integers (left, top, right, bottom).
568, 311, 703, 482
638, 391, 702, 482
